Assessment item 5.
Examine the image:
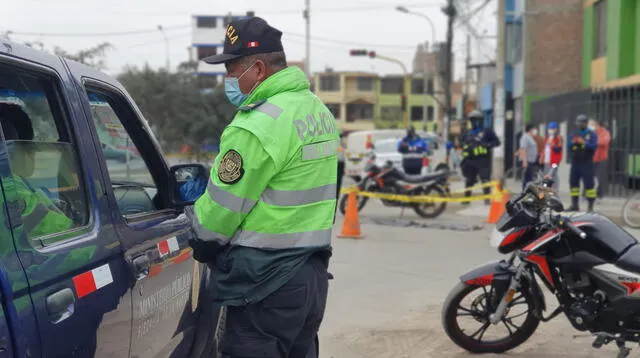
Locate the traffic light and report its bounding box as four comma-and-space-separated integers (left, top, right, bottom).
349, 49, 368, 56
368, 51, 376, 58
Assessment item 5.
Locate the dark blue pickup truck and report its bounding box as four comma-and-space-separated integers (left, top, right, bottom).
0, 41, 217, 357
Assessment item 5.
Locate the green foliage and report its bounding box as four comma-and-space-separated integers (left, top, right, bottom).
117, 63, 236, 154
53, 42, 113, 70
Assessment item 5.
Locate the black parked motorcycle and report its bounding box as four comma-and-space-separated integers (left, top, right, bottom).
338, 159, 450, 219
442, 165, 640, 358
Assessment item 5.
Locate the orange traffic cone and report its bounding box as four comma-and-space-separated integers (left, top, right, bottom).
487, 184, 508, 224
338, 190, 364, 239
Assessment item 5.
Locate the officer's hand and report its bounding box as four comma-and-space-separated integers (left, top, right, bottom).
188, 238, 220, 263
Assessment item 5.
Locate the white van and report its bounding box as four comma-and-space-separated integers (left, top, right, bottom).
344, 129, 441, 180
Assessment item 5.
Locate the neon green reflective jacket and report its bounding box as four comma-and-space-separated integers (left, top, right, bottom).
193, 66, 338, 305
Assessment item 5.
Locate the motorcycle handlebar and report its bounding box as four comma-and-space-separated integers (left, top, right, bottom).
563, 219, 587, 239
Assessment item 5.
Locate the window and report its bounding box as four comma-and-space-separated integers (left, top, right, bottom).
427, 78, 435, 94
427, 106, 435, 121
197, 17, 217, 28
86, 90, 159, 217
594, 0, 607, 58
381, 78, 403, 94
0, 66, 90, 244
346, 103, 373, 122
411, 79, 425, 94
197, 47, 218, 61
380, 106, 401, 121
319, 75, 340, 91
411, 106, 423, 121
325, 103, 341, 119
356, 77, 374, 91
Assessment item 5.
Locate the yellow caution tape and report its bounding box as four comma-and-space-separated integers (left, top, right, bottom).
339, 187, 510, 204
339, 180, 507, 203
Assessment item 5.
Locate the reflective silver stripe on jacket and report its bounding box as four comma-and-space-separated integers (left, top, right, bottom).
207, 180, 256, 214
255, 103, 283, 119
261, 183, 336, 206
185, 206, 231, 244
22, 203, 49, 234
302, 139, 339, 161
231, 229, 332, 249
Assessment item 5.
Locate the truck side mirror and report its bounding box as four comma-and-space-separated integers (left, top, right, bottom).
170, 163, 209, 207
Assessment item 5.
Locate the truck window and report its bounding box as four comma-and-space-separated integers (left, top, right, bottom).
84, 90, 159, 217
0, 66, 90, 246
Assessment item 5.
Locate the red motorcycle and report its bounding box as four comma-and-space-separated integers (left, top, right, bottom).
442, 166, 640, 358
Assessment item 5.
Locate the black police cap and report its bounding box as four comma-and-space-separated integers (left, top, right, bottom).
204, 17, 284, 64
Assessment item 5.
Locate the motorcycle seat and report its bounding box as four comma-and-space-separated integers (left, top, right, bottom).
398, 170, 449, 184
616, 245, 640, 274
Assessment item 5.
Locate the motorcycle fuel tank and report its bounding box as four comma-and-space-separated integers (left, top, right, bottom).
561, 213, 637, 263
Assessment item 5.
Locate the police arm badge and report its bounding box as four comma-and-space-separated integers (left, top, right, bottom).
218, 150, 244, 184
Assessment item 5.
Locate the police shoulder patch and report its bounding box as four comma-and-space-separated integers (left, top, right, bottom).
218, 150, 244, 184
238, 100, 266, 112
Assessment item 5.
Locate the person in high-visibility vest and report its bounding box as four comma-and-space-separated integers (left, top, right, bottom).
460, 110, 501, 205
187, 17, 336, 358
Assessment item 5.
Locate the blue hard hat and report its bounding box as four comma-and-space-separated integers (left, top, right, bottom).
547, 121, 558, 129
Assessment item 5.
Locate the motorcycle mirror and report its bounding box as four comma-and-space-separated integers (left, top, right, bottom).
547, 196, 564, 212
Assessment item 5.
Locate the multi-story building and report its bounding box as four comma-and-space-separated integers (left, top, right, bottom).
190, 12, 253, 87
313, 71, 438, 132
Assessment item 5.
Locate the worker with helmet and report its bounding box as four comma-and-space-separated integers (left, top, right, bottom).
541, 121, 563, 193
568, 114, 598, 211
398, 125, 428, 175
460, 109, 501, 204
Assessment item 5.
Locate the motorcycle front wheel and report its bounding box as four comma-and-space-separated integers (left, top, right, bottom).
338, 194, 369, 215
441, 281, 540, 354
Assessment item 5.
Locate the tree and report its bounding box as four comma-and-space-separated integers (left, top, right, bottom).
53, 42, 112, 70
117, 61, 235, 157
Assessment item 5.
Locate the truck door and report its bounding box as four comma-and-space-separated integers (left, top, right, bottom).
0, 50, 132, 356
74, 75, 200, 358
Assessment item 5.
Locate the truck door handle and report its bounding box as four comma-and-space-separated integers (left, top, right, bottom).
46, 288, 75, 324
132, 254, 150, 281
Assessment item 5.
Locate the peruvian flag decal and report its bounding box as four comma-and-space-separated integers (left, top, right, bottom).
72, 264, 114, 298
247, 41, 259, 48
157, 237, 180, 257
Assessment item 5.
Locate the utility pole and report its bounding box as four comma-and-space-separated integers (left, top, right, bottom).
465, 33, 471, 98
303, 0, 311, 77
442, 0, 457, 142
493, 0, 506, 178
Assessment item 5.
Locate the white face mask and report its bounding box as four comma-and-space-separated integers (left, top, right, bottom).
588, 124, 596, 131
531, 129, 538, 136
548, 129, 557, 136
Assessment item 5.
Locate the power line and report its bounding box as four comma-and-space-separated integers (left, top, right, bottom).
8, 25, 189, 37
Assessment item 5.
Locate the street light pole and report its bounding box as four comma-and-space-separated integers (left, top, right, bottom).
303, 0, 311, 77
157, 25, 170, 71
396, 6, 437, 132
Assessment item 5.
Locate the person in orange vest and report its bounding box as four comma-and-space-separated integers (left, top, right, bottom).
540, 121, 563, 193
589, 118, 611, 199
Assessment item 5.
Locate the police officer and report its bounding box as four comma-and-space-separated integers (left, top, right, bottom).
187, 17, 335, 358
568, 114, 598, 212
398, 125, 428, 175
460, 110, 501, 204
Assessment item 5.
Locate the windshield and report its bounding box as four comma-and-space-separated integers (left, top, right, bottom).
374, 140, 398, 154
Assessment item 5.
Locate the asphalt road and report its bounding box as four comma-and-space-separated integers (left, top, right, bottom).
320, 200, 625, 358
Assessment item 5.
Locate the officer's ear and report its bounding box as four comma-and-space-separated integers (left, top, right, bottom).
255, 59, 269, 82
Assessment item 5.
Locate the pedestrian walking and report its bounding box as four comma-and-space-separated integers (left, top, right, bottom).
460, 110, 501, 205
519, 124, 540, 191
187, 17, 335, 358
398, 125, 428, 175
540, 121, 563, 192
568, 114, 598, 212
590, 118, 611, 199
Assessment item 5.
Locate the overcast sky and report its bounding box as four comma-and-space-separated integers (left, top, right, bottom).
2, 0, 497, 78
